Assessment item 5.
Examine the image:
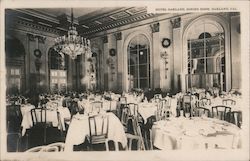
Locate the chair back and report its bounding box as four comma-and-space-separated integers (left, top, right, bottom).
160, 99, 171, 109
30, 108, 47, 126
25, 146, 45, 152
90, 101, 103, 113
88, 114, 109, 144
222, 99, 236, 106
131, 116, 145, 150
154, 94, 162, 99
199, 98, 211, 107
212, 105, 231, 121
195, 107, 210, 117
121, 106, 131, 130
127, 103, 139, 116
119, 96, 127, 104
46, 142, 65, 152
44, 146, 59, 152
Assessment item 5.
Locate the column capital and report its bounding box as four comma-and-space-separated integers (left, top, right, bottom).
102, 35, 108, 43
150, 22, 160, 33
170, 17, 181, 29
114, 32, 122, 41
27, 33, 36, 41
37, 35, 46, 44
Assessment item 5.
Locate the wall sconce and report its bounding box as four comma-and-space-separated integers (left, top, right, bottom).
160, 51, 168, 79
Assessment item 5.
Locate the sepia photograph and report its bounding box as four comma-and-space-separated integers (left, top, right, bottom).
0, 0, 249, 161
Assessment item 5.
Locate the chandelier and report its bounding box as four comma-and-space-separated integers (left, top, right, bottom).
54, 8, 91, 59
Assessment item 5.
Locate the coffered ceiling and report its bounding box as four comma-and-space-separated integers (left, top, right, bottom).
6, 7, 158, 36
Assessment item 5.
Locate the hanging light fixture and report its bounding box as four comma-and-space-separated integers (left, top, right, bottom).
54, 8, 92, 59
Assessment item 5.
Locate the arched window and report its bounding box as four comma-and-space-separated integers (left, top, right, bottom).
48, 48, 68, 93
186, 20, 225, 91
127, 34, 150, 90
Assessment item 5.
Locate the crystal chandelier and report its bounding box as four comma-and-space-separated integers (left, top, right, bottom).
54, 8, 91, 59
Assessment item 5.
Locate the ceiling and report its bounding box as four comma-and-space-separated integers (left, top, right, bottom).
6, 7, 157, 36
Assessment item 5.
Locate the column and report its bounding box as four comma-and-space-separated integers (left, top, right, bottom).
115, 32, 123, 93
171, 17, 183, 92
102, 35, 109, 91
150, 22, 160, 89
27, 33, 37, 93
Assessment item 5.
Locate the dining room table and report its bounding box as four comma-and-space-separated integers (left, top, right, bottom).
64, 111, 127, 152
20, 102, 71, 136
152, 116, 242, 150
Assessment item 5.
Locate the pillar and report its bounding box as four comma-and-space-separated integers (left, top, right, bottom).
150, 22, 160, 89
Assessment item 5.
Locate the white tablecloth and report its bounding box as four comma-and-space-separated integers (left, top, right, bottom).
21, 105, 70, 136
152, 117, 241, 150
64, 112, 127, 152
138, 102, 157, 122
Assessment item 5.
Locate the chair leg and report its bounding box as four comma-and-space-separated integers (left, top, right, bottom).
114, 141, 119, 151
105, 140, 109, 151
128, 139, 132, 150
44, 127, 47, 144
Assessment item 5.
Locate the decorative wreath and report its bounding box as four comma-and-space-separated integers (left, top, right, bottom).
109, 48, 116, 57
161, 38, 171, 48
34, 49, 42, 58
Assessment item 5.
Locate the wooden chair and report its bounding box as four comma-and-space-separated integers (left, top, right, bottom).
199, 98, 211, 107
45, 142, 65, 152
6, 105, 22, 152
88, 114, 109, 151
127, 103, 139, 116
118, 96, 127, 116
90, 101, 103, 113
194, 107, 210, 117
182, 95, 193, 118
30, 108, 53, 144
230, 111, 242, 128
144, 116, 156, 150
25, 145, 46, 152
154, 94, 162, 99
120, 106, 131, 132
126, 116, 145, 150
212, 106, 231, 121
222, 99, 236, 106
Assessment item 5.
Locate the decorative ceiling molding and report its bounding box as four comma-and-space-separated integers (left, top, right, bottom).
16, 19, 60, 34
6, 7, 156, 36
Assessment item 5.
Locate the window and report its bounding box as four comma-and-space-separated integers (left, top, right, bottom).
186, 21, 225, 91
49, 48, 67, 93
50, 70, 67, 93
6, 67, 21, 94
128, 34, 150, 90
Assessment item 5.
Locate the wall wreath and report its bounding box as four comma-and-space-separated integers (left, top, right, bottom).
161, 38, 171, 48
34, 49, 42, 58
109, 48, 116, 57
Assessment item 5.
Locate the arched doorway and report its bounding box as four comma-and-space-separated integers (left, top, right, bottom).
182, 15, 230, 92
127, 34, 151, 90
